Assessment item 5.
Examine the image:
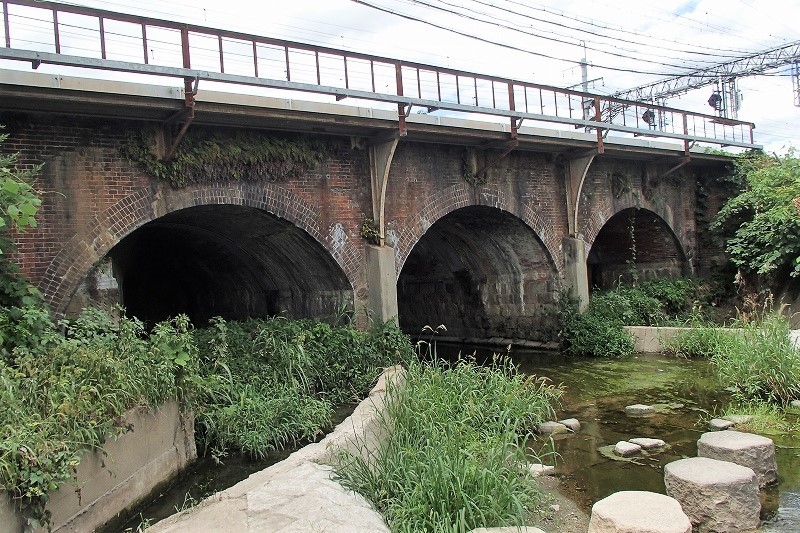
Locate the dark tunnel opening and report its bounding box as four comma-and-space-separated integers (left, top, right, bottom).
587, 207, 688, 291
82, 205, 352, 326
397, 205, 558, 342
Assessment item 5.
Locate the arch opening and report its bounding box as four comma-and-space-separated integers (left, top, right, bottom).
397, 205, 558, 341
587, 207, 688, 291
69, 205, 352, 325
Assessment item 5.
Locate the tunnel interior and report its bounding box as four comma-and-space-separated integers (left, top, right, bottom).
587, 207, 687, 291
397, 205, 558, 342
86, 205, 352, 326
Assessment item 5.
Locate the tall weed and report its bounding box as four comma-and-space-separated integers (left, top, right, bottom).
668, 311, 800, 405
334, 356, 560, 532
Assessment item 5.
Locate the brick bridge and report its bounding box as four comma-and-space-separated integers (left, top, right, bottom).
0, 71, 738, 342
0, 2, 752, 341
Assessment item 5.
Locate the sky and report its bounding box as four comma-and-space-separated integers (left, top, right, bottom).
1, 0, 799, 153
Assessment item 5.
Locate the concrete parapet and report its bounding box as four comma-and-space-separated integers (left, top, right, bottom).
624, 326, 742, 354
588, 490, 691, 533
1, 401, 195, 533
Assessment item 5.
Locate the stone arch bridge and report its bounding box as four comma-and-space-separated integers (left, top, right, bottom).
0, 71, 733, 342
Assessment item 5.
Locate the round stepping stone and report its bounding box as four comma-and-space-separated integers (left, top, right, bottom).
723, 414, 753, 425
615, 441, 642, 457
558, 417, 581, 431
708, 418, 735, 430
628, 437, 665, 449
697, 430, 777, 487
664, 457, 759, 532
625, 404, 655, 416
790, 399, 800, 409
588, 490, 691, 533
537, 421, 568, 435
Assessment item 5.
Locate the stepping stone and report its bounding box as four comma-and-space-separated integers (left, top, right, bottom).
723, 414, 753, 425
708, 418, 735, 430
697, 430, 778, 487
664, 457, 759, 532
537, 421, 568, 435
615, 441, 642, 457
628, 437, 665, 449
790, 399, 800, 409
558, 418, 581, 431
625, 404, 655, 416
588, 490, 691, 533
527, 463, 555, 476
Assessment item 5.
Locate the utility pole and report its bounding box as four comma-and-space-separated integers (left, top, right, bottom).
793, 62, 800, 107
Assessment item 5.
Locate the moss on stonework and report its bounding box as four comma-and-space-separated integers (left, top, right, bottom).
120, 127, 339, 188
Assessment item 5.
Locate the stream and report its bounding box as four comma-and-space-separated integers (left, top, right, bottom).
112, 346, 800, 532
511, 349, 800, 533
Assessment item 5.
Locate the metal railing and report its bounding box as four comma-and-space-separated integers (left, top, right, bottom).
0, 0, 757, 150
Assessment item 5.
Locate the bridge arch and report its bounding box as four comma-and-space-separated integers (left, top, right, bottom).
393, 183, 564, 276
394, 186, 561, 341
39, 182, 362, 321
586, 206, 689, 290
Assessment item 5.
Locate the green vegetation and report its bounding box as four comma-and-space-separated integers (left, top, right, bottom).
559, 279, 703, 357
0, 308, 412, 527
667, 311, 800, 406
712, 150, 800, 286
0, 309, 196, 528
334, 355, 560, 533
0, 129, 43, 308
192, 316, 414, 458
120, 127, 337, 188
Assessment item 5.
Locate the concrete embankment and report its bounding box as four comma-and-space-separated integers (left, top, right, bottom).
148, 366, 406, 533
0, 401, 195, 533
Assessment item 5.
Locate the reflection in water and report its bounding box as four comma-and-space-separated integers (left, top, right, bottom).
439, 343, 800, 532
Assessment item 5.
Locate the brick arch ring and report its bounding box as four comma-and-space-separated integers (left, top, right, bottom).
38, 182, 363, 317
580, 197, 689, 262
392, 183, 564, 277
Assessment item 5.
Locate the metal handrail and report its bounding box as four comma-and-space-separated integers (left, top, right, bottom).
0, 0, 757, 149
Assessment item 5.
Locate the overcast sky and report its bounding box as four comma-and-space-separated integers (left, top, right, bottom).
2, 0, 799, 153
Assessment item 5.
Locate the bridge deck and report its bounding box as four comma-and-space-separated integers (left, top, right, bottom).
0, 68, 744, 164
0, 0, 757, 152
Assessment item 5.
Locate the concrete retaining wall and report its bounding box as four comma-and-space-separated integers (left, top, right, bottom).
625, 326, 744, 354
1, 401, 196, 533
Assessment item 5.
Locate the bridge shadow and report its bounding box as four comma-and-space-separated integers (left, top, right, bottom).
397, 205, 558, 343
100, 205, 351, 326
587, 207, 688, 291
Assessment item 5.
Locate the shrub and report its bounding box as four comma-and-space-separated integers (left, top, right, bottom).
334, 356, 560, 532
0, 309, 194, 527
559, 292, 634, 358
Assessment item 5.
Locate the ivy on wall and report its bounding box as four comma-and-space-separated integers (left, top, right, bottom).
120, 127, 338, 188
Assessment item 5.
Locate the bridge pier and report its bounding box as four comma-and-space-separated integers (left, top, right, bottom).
365, 244, 399, 325
563, 236, 590, 312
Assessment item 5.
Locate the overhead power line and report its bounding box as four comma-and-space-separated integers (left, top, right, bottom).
613, 40, 800, 102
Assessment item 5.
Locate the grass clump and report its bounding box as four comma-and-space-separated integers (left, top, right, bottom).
192, 316, 414, 458
334, 355, 561, 533
668, 311, 800, 405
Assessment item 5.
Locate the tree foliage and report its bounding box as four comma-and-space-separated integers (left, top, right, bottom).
712, 151, 800, 283
0, 131, 41, 250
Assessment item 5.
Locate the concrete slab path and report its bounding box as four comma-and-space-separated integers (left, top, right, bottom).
148, 367, 406, 533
